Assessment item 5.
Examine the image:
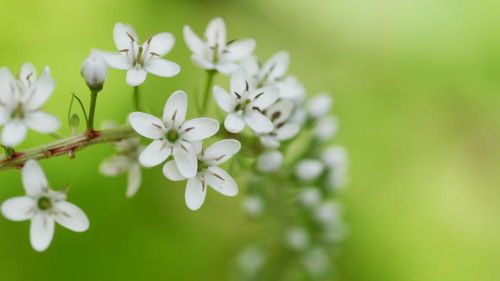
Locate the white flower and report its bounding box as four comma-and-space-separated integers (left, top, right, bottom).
213, 69, 278, 134
259, 100, 300, 148
81, 52, 108, 91
98, 23, 180, 86
322, 146, 349, 190
285, 226, 310, 251
313, 116, 338, 141
299, 187, 322, 208
295, 159, 324, 182
183, 17, 256, 74
243, 196, 263, 217
128, 90, 219, 178
99, 121, 143, 197
302, 247, 330, 277
257, 150, 283, 173
163, 139, 240, 210
307, 93, 333, 119
1, 160, 89, 252
0, 64, 60, 147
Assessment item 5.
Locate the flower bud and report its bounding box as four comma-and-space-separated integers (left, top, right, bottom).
313, 116, 338, 141
307, 93, 333, 119
257, 150, 283, 173
295, 159, 324, 182
81, 52, 108, 91
69, 114, 80, 135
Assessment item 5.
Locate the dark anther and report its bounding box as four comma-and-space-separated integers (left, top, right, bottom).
254, 92, 264, 99
234, 92, 241, 99
214, 154, 226, 162
126, 32, 135, 41
152, 123, 162, 129
213, 173, 225, 181
271, 111, 281, 121
245, 81, 249, 92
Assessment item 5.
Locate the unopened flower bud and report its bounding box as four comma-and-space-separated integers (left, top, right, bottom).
257, 150, 283, 173
313, 116, 338, 141
307, 93, 333, 119
69, 114, 80, 134
81, 52, 108, 91
295, 159, 324, 182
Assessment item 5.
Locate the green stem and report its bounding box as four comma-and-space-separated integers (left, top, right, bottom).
86, 89, 99, 130
201, 70, 216, 114
133, 86, 141, 111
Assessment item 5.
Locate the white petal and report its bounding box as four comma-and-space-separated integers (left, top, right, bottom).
22, 160, 48, 196
275, 123, 300, 140
53, 201, 89, 232
97, 51, 131, 70
162, 160, 186, 181
224, 113, 245, 133
128, 112, 165, 139
191, 55, 214, 70
266, 99, 294, 124
230, 68, 247, 94
30, 212, 54, 252
139, 140, 171, 167
203, 139, 241, 165
99, 155, 130, 176
24, 68, 55, 111
25, 111, 60, 133
308, 93, 333, 119
113, 22, 138, 50
162, 90, 188, 127
0, 67, 16, 101
126, 67, 148, 86
185, 176, 207, 211
183, 25, 205, 56
257, 150, 283, 173
1, 196, 36, 221
259, 135, 280, 148
144, 58, 180, 77
262, 51, 290, 83
2, 120, 27, 147
19, 63, 37, 84
240, 55, 260, 78
213, 85, 236, 113
144, 32, 175, 57
180, 118, 219, 141
251, 87, 279, 110
205, 17, 226, 48
224, 39, 256, 61
244, 111, 274, 133
215, 61, 239, 74
295, 159, 324, 182
173, 141, 198, 178
204, 166, 238, 196
191, 140, 203, 156
126, 164, 142, 197
277, 76, 306, 103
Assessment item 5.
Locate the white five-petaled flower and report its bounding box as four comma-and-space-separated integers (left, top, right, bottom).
213, 69, 278, 134
0, 64, 60, 147
99, 121, 143, 198
163, 139, 240, 211
259, 99, 300, 148
98, 22, 180, 86
1, 160, 89, 252
128, 90, 219, 178
183, 17, 256, 74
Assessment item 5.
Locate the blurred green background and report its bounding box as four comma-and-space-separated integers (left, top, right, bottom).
1, 0, 500, 280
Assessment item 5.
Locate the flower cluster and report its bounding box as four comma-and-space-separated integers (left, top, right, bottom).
0, 17, 348, 281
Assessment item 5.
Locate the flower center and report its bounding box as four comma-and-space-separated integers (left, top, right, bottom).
134, 46, 144, 66
235, 99, 252, 112
37, 197, 52, 210
11, 104, 24, 119
166, 130, 179, 142
197, 160, 209, 172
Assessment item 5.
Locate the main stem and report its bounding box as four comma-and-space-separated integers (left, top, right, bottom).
201, 70, 216, 113
133, 86, 141, 111
87, 89, 99, 130
0, 127, 137, 171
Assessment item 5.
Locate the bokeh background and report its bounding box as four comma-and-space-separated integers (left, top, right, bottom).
0, 0, 500, 280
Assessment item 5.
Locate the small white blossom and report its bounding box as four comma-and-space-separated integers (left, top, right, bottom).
285, 226, 310, 251
313, 116, 339, 141
307, 93, 333, 119
243, 196, 263, 217
99, 121, 143, 197
299, 187, 322, 208
81, 52, 108, 91
163, 139, 240, 211
183, 17, 256, 74
213, 69, 278, 134
128, 90, 219, 178
257, 150, 283, 173
259, 100, 300, 148
314, 201, 341, 226
1, 160, 89, 252
295, 159, 324, 182
302, 247, 330, 277
322, 146, 349, 190
98, 23, 180, 86
0, 64, 60, 147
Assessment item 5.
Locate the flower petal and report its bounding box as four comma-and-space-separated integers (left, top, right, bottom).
191, 55, 214, 70
183, 26, 205, 56
244, 110, 274, 133
275, 123, 300, 141
224, 39, 256, 61
162, 90, 187, 127
180, 118, 219, 141
144, 32, 175, 57
162, 160, 186, 181
128, 112, 165, 139
262, 51, 290, 83
224, 113, 245, 133
22, 160, 48, 196
213, 85, 236, 113
266, 99, 295, 124
0, 67, 16, 102
259, 135, 280, 148
205, 17, 226, 49
251, 87, 279, 110
19, 62, 37, 84
230, 68, 247, 95
99, 155, 131, 176
144, 58, 180, 78
126, 164, 142, 198
30, 212, 54, 252
203, 139, 241, 165
25, 111, 60, 133
215, 61, 239, 74
126, 67, 148, 86
1, 196, 36, 221
204, 166, 238, 196
2, 120, 27, 147
185, 176, 207, 211
113, 22, 138, 51
173, 141, 198, 178
24, 67, 55, 111
53, 201, 89, 232
97, 51, 131, 70
139, 140, 171, 167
